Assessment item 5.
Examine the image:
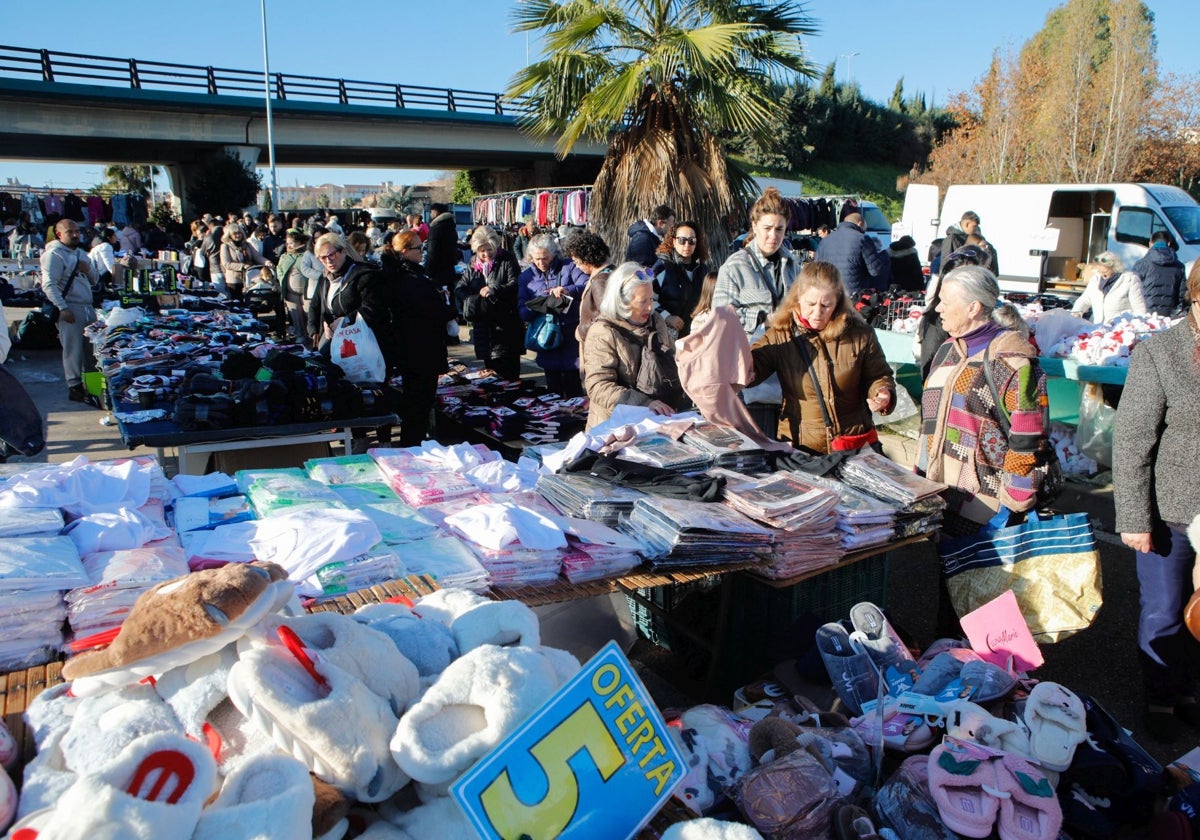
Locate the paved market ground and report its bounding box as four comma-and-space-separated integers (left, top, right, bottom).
3, 336, 1193, 769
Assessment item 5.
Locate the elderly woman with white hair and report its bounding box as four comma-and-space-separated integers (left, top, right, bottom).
456, 226, 524, 381
218, 223, 269, 303
582, 262, 685, 430
919, 264, 1055, 632
517, 233, 587, 397
1071, 251, 1147, 324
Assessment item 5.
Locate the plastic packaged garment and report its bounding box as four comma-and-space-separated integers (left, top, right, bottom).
463, 459, 541, 493
0, 536, 88, 591
444, 503, 567, 552
304, 549, 405, 599
79, 540, 189, 589
304, 455, 386, 486
244, 474, 345, 518
250, 508, 382, 582
62, 506, 169, 555
180, 520, 260, 569
0, 507, 64, 537
393, 535, 490, 591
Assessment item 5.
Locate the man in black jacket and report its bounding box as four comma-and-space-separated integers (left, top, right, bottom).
625, 204, 674, 267
424, 203, 460, 290
1132, 231, 1186, 315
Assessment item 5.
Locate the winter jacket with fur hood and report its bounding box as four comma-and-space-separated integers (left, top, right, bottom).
583, 312, 679, 430
750, 306, 894, 453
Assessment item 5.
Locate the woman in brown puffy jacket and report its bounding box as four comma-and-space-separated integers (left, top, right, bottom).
749, 260, 894, 453
582, 262, 683, 430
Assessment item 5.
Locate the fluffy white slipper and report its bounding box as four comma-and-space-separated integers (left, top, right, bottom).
228, 634, 408, 803
191, 753, 314, 840
66, 563, 290, 697
23, 683, 79, 748
662, 817, 766, 840
60, 684, 184, 776
352, 603, 459, 678
450, 600, 541, 653
16, 727, 74, 820
272, 613, 421, 717
154, 645, 239, 740
23, 730, 217, 839
414, 588, 541, 651
390, 796, 473, 837
411, 588, 489, 626
1024, 681, 1087, 772
204, 697, 279, 776
391, 644, 579, 785
0, 720, 16, 773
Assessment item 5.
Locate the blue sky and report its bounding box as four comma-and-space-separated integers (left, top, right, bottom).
2, 0, 1196, 192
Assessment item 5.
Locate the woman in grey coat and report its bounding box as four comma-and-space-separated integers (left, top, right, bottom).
713, 187, 800, 337
1114, 262, 1200, 741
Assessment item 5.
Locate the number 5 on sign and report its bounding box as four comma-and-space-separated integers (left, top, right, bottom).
452, 641, 685, 840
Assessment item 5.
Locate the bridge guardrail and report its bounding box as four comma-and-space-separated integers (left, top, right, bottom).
0, 44, 529, 117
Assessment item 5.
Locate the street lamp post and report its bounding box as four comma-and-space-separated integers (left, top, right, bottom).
260, 0, 279, 215
838, 51, 861, 86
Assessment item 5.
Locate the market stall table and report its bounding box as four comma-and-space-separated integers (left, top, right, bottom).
114, 408, 401, 474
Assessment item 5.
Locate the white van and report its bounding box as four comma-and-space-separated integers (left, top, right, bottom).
903, 183, 1200, 295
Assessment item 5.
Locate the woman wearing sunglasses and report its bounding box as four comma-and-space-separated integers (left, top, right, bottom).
651, 221, 710, 338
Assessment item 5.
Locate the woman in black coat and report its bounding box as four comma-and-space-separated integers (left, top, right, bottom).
386, 230, 455, 445
307, 231, 399, 375
455, 227, 524, 381
651, 220, 709, 337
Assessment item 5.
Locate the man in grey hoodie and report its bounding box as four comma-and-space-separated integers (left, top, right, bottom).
40, 219, 99, 401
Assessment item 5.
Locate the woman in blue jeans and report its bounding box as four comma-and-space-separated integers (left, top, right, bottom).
1114, 262, 1200, 741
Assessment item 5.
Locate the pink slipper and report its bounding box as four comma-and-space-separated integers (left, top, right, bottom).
927, 742, 1001, 838
994, 753, 1062, 840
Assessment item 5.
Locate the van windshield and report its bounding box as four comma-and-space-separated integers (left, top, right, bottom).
862, 205, 890, 233
1163, 206, 1200, 245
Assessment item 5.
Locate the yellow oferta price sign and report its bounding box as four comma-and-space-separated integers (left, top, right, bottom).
451, 641, 684, 839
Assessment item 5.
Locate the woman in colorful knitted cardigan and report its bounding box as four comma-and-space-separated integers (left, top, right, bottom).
918, 265, 1052, 632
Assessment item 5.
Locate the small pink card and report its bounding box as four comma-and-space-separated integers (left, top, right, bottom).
960, 589, 1044, 672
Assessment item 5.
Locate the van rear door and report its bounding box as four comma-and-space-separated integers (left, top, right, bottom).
901, 184, 940, 264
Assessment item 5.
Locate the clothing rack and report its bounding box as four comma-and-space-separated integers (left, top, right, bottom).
472, 185, 593, 229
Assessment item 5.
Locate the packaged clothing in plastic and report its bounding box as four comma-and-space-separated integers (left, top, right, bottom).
250, 508, 382, 582
393, 535, 491, 591
63, 506, 170, 555
244, 474, 346, 518
303, 549, 405, 599
0, 536, 89, 591
444, 503, 567, 551
0, 507, 64, 537
79, 540, 189, 589
304, 455, 386, 486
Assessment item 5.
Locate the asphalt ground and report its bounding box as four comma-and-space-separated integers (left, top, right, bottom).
3, 333, 1194, 771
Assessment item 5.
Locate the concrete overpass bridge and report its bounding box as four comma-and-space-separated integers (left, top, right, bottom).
0, 44, 605, 214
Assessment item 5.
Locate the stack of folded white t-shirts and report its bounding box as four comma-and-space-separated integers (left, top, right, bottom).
248, 507, 402, 599
721, 471, 843, 578
238, 469, 347, 519
179, 520, 260, 570
443, 502, 565, 587
552, 515, 643, 583
804, 472, 899, 551
0, 535, 89, 669
67, 538, 191, 641
462, 458, 542, 493
392, 534, 491, 591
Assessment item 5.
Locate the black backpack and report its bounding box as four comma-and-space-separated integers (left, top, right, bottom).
16, 309, 60, 350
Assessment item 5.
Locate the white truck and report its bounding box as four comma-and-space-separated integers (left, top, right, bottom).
902, 182, 1200, 295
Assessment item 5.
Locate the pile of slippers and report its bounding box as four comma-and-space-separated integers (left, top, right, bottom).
2, 562, 582, 839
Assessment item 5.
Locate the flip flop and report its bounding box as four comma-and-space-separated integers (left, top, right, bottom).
926, 743, 1002, 838
1023, 682, 1087, 772
994, 753, 1063, 840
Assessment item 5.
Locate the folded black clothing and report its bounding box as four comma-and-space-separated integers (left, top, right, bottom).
174, 393, 237, 431
220, 349, 261, 380
766, 448, 849, 477
565, 451, 725, 502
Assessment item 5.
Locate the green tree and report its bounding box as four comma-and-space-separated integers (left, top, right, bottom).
888, 78, 906, 113
316, 193, 331, 210
507, 0, 817, 260
185, 151, 262, 218
818, 62, 837, 98
452, 171, 479, 205
92, 165, 157, 196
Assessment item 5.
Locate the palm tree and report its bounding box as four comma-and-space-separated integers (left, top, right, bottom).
507, 0, 818, 261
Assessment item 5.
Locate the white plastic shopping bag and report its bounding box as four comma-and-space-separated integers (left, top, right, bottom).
331, 312, 386, 383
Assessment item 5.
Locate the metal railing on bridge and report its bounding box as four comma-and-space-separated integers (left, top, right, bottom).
0, 44, 525, 116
